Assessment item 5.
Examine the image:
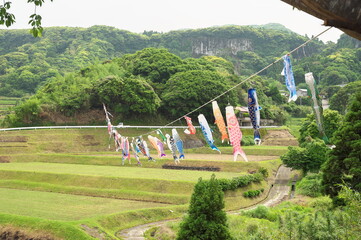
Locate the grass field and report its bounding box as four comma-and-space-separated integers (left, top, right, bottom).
0, 128, 293, 239
0, 162, 241, 181
0, 188, 169, 221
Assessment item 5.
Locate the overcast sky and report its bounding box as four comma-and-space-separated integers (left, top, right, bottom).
3, 0, 343, 42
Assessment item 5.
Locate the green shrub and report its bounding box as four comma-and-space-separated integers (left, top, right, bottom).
308, 196, 333, 210
3, 98, 42, 127
218, 179, 233, 191
144, 226, 175, 240
241, 136, 255, 146
242, 205, 278, 222
296, 173, 322, 197
218, 173, 264, 191
258, 167, 269, 178
246, 224, 258, 235
243, 189, 264, 198
283, 102, 312, 118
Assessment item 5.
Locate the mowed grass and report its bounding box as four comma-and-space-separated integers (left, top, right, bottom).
0, 188, 168, 221
0, 162, 241, 181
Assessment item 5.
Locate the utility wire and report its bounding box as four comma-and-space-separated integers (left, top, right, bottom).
134, 26, 333, 137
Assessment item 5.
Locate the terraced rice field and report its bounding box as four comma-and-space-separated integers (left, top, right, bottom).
0, 128, 289, 239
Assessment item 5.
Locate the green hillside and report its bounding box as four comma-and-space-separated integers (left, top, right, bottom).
1, 24, 360, 128
0, 24, 325, 97
2, 46, 293, 127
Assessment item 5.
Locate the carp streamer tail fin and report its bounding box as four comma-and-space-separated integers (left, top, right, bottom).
254, 129, 261, 145
210, 143, 221, 154
233, 146, 248, 162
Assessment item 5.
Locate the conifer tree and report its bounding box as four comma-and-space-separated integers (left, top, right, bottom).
322, 93, 361, 201
177, 175, 233, 240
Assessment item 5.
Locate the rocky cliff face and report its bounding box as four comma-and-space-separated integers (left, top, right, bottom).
192, 38, 253, 56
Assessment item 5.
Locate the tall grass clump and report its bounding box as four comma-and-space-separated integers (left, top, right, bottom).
296, 173, 322, 197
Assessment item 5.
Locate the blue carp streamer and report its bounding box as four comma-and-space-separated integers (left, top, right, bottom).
282, 55, 298, 102
248, 88, 262, 145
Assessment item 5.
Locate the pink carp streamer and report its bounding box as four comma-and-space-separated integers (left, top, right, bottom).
226, 106, 248, 162
184, 116, 196, 134
212, 101, 229, 143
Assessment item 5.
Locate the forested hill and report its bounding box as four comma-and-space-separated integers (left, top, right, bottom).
0, 24, 325, 96
1, 23, 360, 127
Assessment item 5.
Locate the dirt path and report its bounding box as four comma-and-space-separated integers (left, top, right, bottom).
118, 220, 176, 240
255, 165, 292, 207
118, 165, 292, 240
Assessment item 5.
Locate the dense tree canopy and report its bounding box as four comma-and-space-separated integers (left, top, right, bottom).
0, 24, 338, 97
329, 81, 361, 114
291, 36, 360, 101
92, 75, 161, 115
322, 93, 361, 201
119, 48, 183, 84
298, 109, 343, 144
161, 70, 237, 118
4, 48, 251, 126
0, 43, 327, 127
0, 25, 359, 102
0, 25, 359, 126
281, 138, 329, 174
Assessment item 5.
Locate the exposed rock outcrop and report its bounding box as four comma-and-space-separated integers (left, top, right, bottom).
192, 38, 253, 56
